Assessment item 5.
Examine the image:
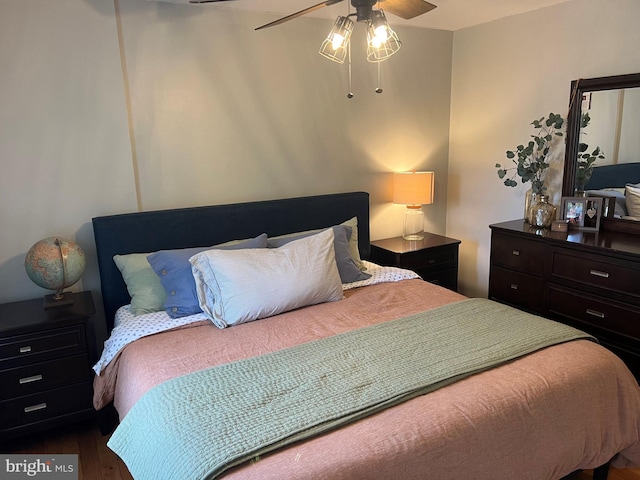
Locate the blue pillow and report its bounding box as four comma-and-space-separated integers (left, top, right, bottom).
147, 234, 267, 318
268, 226, 371, 284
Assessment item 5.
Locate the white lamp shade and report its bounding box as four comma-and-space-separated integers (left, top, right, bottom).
393, 172, 435, 205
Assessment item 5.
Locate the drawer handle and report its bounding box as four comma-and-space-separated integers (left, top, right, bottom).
24, 403, 47, 413
589, 269, 610, 279
586, 309, 605, 319
512, 250, 520, 256
19, 346, 32, 354
19, 374, 43, 384
428, 259, 436, 264
510, 284, 518, 290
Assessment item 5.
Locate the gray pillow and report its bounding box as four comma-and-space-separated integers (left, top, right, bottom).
268, 225, 371, 284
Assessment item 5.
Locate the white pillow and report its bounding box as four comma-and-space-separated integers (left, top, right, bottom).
626, 184, 640, 218
190, 228, 343, 328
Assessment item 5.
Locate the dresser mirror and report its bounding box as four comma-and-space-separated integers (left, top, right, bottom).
562, 72, 640, 235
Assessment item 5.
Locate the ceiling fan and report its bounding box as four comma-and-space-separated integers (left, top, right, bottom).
187, 0, 437, 96
253, 0, 437, 31
187, 0, 437, 31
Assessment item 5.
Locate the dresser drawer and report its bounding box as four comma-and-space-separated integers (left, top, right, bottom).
549, 248, 640, 301
0, 354, 91, 400
0, 382, 93, 430
489, 266, 545, 313
548, 285, 640, 341
0, 325, 86, 367
491, 232, 545, 275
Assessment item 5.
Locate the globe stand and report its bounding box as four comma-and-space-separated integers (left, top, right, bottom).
44, 291, 74, 309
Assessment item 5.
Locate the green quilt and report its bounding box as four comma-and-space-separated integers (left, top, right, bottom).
107, 298, 594, 480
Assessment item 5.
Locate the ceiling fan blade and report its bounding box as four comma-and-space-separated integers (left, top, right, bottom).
379, 0, 436, 20
255, 0, 344, 30
189, 0, 234, 3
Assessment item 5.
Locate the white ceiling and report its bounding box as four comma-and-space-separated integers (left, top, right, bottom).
160, 0, 573, 31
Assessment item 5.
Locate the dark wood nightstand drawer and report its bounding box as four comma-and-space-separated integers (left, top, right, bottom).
491, 232, 545, 275
420, 268, 458, 290
0, 325, 86, 367
549, 248, 640, 301
0, 354, 91, 400
489, 266, 544, 314
548, 285, 640, 341
0, 382, 93, 430
399, 246, 457, 270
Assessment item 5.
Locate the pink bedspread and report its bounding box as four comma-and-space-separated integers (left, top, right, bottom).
95, 280, 640, 479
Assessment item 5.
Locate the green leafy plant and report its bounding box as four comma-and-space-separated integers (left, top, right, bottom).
496, 113, 564, 194
575, 112, 605, 192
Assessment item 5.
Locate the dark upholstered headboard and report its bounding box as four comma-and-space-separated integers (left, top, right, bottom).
585, 162, 640, 189
92, 192, 370, 331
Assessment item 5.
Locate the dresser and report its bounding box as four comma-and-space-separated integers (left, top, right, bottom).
0, 291, 96, 441
370, 234, 461, 291
489, 220, 640, 378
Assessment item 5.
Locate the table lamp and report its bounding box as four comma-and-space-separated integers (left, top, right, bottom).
393, 171, 435, 240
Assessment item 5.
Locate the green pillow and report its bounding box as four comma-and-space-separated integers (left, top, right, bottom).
113, 253, 166, 316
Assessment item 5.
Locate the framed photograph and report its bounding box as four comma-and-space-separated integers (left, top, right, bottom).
587, 192, 616, 219
561, 196, 603, 231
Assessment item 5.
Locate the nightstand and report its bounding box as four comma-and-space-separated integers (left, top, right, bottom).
0, 291, 96, 441
370, 234, 461, 291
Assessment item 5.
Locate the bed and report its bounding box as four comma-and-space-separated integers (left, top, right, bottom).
586, 161, 640, 219
91, 192, 640, 480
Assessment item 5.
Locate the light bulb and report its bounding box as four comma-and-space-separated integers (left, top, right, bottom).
373, 26, 388, 46
331, 33, 346, 50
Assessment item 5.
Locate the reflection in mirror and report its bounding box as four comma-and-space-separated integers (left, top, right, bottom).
563, 73, 640, 234
580, 87, 640, 169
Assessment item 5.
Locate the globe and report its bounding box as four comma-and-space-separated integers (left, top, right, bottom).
25, 237, 86, 301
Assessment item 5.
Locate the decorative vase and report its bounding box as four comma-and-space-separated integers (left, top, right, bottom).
528, 195, 557, 228
524, 190, 542, 224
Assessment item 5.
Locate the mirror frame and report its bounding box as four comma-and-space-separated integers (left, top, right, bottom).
562, 72, 640, 235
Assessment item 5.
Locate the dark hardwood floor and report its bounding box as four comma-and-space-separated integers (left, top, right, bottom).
2, 419, 639, 480
2, 419, 132, 480
573, 468, 640, 480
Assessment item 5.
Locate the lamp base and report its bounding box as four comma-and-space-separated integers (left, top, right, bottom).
402, 233, 425, 241
403, 206, 425, 241
43, 292, 74, 310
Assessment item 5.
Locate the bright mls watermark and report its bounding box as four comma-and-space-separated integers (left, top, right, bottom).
1, 455, 78, 479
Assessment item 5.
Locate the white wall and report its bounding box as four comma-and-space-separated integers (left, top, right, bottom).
447, 0, 640, 297
0, 1, 134, 303
0, 0, 452, 304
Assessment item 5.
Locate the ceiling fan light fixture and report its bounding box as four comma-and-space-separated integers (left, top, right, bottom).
319, 16, 354, 64
366, 10, 401, 62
